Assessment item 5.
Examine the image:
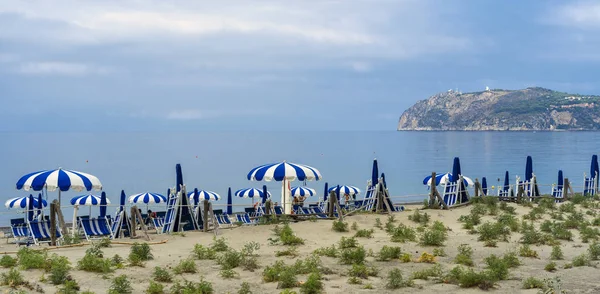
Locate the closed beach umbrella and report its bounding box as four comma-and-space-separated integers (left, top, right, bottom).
323, 182, 329, 202
248, 161, 322, 214
557, 170, 564, 189
482, 177, 488, 195
5, 196, 47, 209
37, 193, 43, 212
451, 157, 461, 183
381, 173, 387, 188
235, 188, 270, 198
525, 156, 533, 182
291, 187, 316, 197
192, 188, 199, 207
262, 185, 268, 204
503, 171, 510, 191
372, 159, 379, 186
100, 191, 107, 217
128, 192, 167, 204
28, 194, 34, 221
187, 190, 220, 201
120, 190, 126, 212
328, 185, 361, 195
16, 168, 102, 205
227, 188, 233, 215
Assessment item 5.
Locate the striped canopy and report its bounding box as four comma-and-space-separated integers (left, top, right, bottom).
247, 162, 322, 182
16, 168, 102, 192
423, 173, 474, 187
128, 192, 167, 204
328, 185, 361, 195
235, 188, 271, 198
291, 187, 316, 197
187, 190, 220, 201
70, 194, 110, 206
5, 196, 48, 209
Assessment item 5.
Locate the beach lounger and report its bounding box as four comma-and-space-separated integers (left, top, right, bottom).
311, 207, 329, 219
79, 217, 113, 241
153, 217, 165, 234
10, 218, 30, 244
29, 219, 62, 245
552, 185, 564, 203
111, 210, 129, 238
392, 205, 405, 212
584, 173, 597, 197
273, 206, 284, 216
300, 207, 312, 215
442, 182, 459, 206
255, 206, 265, 217
236, 213, 256, 225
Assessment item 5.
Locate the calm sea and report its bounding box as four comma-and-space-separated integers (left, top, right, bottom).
0, 131, 598, 222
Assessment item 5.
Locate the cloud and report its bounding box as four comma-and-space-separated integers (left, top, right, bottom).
166, 109, 208, 120
350, 61, 372, 73
544, 1, 600, 29
17, 62, 111, 76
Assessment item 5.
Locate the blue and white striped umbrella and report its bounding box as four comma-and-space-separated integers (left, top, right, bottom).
16, 168, 102, 192
70, 194, 110, 206
291, 187, 316, 197
187, 190, 221, 201
5, 196, 47, 209
247, 162, 322, 182
234, 188, 271, 198
328, 185, 361, 195
128, 192, 167, 204
423, 173, 474, 187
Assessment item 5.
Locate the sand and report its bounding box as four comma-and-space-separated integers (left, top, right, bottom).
1, 202, 599, 293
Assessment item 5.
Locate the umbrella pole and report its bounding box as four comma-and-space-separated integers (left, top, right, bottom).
58, 190, 61, 207
72, 206, 79, 237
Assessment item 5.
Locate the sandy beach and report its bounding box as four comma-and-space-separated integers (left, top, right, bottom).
1, 200, 600, 293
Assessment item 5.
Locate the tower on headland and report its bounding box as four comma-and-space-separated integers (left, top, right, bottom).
486, 86, 490, 91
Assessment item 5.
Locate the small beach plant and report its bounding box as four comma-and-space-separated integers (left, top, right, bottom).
332, 220, 349, 232
339, 246, 366, 265
17, 247, 47, 270
419, 221, 448, 246
410, 264, 443, 281
152, 267, 173, 283
238, 282, 252, 294
417, 252, 436, 263
58, 279, 80, 294
211, 237, 230, 252
170, 280, 213, 294
130, 242, 153, 261
193, 244, 217, 260
338, 237, 358, 249
550, 245, 564, 260
454, 244, 474, 266
408, 210, 430, 225
374, 218, 383, 230
108, 275, 133, 294
48, 255, 71, 285
300, 272, 323, 294
376, 245, 402, 261
518, 245, 539, 258
354, 229, 374, 238
220, 269, 238, 279
217, 250, 242, 270
572, 254, 591, 267
432, 247, 446, 257
385, 269, 413, 289
588, 242, 600, 260
351, 222, 358, 230
77, 250, 113, 273
0, 255, 17, 268
0, 268, 25, 288
173, 258, 197, 274
522, 277, 545, 290
274, 224, 304, 245
145, 280, 165, 294
276, 246, 299, 258
545, 261, 557, 272
347, 264, 378, 279
389, 223, 417, 243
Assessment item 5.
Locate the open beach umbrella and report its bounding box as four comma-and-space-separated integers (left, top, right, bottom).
234, 188, 269, 198
100, 192, 107, 217
262, 185, 268, 204
70, 194, 106, 206
16, 168, 102, 205
5, 196, 47, 209
247, 161, 322, 214
187, 190, 220, 201
557, 170, 564, 189
525, 156, 533, 182
291, 187, 316, 197
482, 177, 488, 196
128, 192, 167, 204
227, 188, 233, 215
423, 173, 451, 186
328, 185, 360, 195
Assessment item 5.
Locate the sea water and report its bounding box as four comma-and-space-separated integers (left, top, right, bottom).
0, 131, 598, 222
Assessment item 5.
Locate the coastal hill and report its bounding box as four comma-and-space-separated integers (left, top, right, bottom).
397, 87, 600, 131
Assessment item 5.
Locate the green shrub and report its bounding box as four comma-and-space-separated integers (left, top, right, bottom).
384, 215, 396, 233
538, 198, 556, 211
389, 224, 417, 243
471, 203, 487, 216
300, 272, 322, 294
347, 263, 377, 279
0, 255, 17, 268
193, 244, 217, 260
588, 242, 600, 260
410, 264, 443, 281
339, 246, 366, 265
550, 245, 564, 260
0, 268, 25, 288
111, 254, 124, 268
220, 269, 238, 279
572, 254, 590, 267
211, 237, 230, 252
455, 244, 474, 266
17, 247, 47, 270
263, 260, 287, 283
146, 280, 165, 294
499, 202, 516, 214
152, 266, 173, 283
455, 268, 497, 289
313, 245, 337, 258
77, 251, 113, 273
580, 226, 600, 243
483, 253, 519, 281
277, 267, 298, 289
276, 246, 299, 258
58, 279, 80, 294
477, 221, 510, 243
354, 229, 374, 238
458, 213, 481, 230
377, 246, 402, 261
108, 275, 132, 294
48, 255, 71, 285
540, 220, 553, 233
217, 250, 242, 270
497, 214, 520, 232
374, 218, 383, 229
520, 222, 553, 245
338, 236, 358, 249
170, 280, 213, 294
522, 277, 546, 289
238, 282, 252, 294
432, 247, 446, 257
173, 258, 197, 274
419, 224, 447, 246
293, 256, 325, 275
97, 237, 112, 248
559, 202, 575, 213
130, 243, 153, 261
385, 269, 413, 289
518, 245, 539, 258
276, 224, 305, 245
408, 210, 430, 225
545, 262, 557, 272
332, 220, 349, 232
551, 222, 573, 241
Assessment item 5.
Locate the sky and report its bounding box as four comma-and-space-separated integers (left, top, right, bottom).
2, 0, 600, 131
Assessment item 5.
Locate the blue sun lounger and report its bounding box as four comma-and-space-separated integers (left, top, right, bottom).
29, 219, 62, 245
79, 217, 113, 241
236, 213, 256, 225
153, 217, 165, 234
311, 206, 331, 218
10, 218, 30, 244
442, 182, 459, 206
273, 206, 284, 215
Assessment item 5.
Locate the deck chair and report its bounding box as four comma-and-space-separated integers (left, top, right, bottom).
153, 217, 165, 234
79, 217, 113, 241
255, 205, 266, 217
552, 185, 564, 203
300, 207, 312, 215
584, 173, 597, 196
244, 207, 256, 218
111, 210, 128, 238
10, 218, 30, 244
236, 213, 256, 225
29, 219, 61, 245
392, 205, 405, 212
442, 182, 459, 206
311, 207, 329, 219
273, 206, 284, 216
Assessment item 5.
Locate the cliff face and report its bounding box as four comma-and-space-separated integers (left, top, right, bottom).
397, 87, 600, 131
